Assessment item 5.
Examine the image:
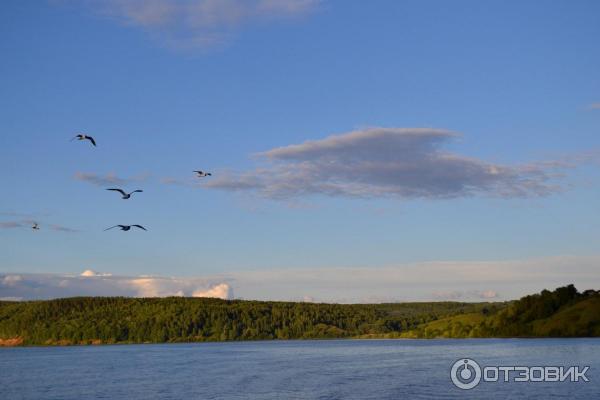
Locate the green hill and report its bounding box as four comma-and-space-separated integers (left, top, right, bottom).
0, 285, 597, 346
530, 296, 600, 336
0, 297, 486, 346
402, 285, 600, 338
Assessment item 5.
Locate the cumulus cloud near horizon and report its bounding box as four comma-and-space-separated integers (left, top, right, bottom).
192, 283, 232, 299
81, 269, 112, 277
0, 271, 233, 300
2, 255, 600, 303
203, 127, 575, 200
82, 0, 320, 50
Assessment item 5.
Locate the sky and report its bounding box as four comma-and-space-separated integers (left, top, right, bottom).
1, 0, 600, 303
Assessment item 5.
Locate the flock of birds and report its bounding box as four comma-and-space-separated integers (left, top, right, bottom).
29, 134, 212, 232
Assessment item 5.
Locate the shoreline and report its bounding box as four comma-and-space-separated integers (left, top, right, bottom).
2, 336, 598, 348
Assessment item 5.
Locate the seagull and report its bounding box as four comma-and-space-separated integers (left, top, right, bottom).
104, 224, 147, 232
71, 134, 96, 147
32, 222, 40, 230
194, 170, 212, 177
106, 188, 143, 199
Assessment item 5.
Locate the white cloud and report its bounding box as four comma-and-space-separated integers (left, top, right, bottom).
192, 283, 233, 299
204, 127, 578, 200
0, 271, 232, 300
81, 269, 112, 277
2, 256, 599, 302
128, 278, 167, 297
2, 275, 23, 287
125, 277, 232, 299
82, 0, 320, 50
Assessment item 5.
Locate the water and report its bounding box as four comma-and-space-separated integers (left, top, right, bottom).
1, 339, 598, 399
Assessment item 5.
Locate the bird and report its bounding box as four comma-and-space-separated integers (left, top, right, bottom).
71, 134, 96, 146
194, 170, 212, 177
104, 224, 147, 231
106, 188, 143, 199
32, 222, 40, 230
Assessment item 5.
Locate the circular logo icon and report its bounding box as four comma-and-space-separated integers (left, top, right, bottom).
450, 358, 482, 389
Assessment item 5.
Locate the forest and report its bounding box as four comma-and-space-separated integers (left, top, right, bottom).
0, 285, 597, 346
402, 284, 600, 338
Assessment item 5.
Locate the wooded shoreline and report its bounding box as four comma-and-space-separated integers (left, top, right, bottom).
1, 285, 597, 347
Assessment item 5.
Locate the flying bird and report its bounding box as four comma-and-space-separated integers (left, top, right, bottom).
106, 188, 143, 199
32, 222, 40, 230
104, 224, 147, 232
194, 170, 212, 177
71, 134, 96, 146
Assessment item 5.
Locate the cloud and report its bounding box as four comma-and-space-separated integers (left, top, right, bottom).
74, 172, 148, 187
1, 212, 74, 231
81, 269, 112, 277
192, 283, 233, 299
49, 224, 80, 233
204, 127, 577, 200
84, 0, 320, 50
432, 290, 499, 301
126, 278, 233, 298
228, 255, 600, 302
479, 290, 499, 299
0, 271, 232, 300
3, 256, 600, 303
2, 275, 23, 287
160, 177, 185, 186
0, 220, 78, 233
127, 278, 174, 297
159, 177, 202, 187
0, 222, 24, 229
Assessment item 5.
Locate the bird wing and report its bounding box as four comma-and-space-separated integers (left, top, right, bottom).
104, 225, 120, 231
132, 225, 147, 231
107, 188, 127, 196
86, 136, 97, 146
70, 135, 80, 142
131, 190, 143, 193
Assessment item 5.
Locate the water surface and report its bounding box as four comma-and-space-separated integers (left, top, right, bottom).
1, 339, 598, 399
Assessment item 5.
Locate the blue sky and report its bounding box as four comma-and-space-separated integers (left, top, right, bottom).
1, 0, 599, 302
